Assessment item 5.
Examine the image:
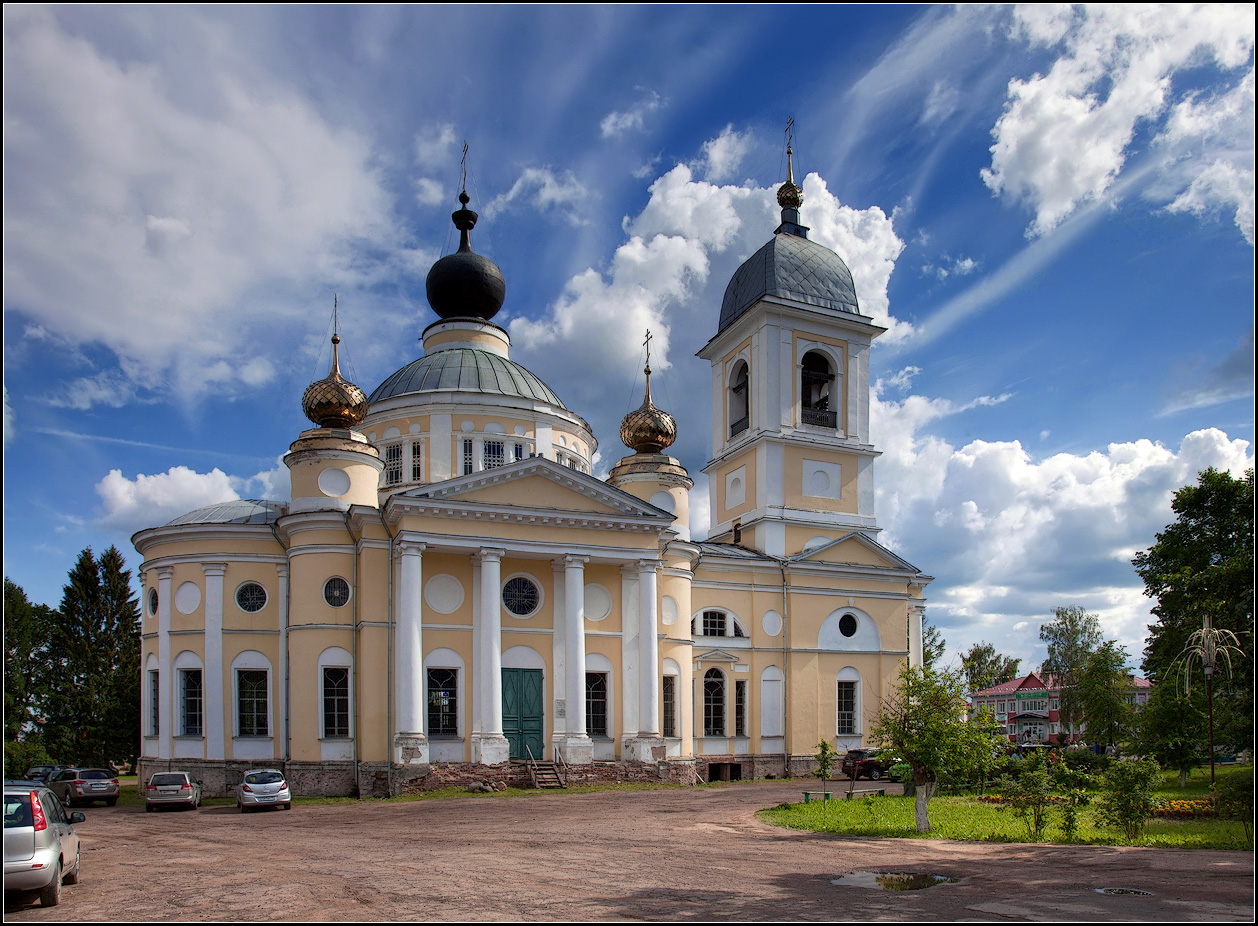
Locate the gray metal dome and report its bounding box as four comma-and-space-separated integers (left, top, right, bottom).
719, 231, 860, 333
368, 347, 567, 408
165, 499, 285, 526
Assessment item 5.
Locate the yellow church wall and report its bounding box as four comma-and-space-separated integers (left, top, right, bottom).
780, 445, 859, 514
220, 562, 282, 633
392, 513, 663, 554
355, 623, 392, 762
286, 625, 355, 760
287, 548, 357, 628
714, 449, 757, 522
461, 477, 620, 513
288, 457, 381, 508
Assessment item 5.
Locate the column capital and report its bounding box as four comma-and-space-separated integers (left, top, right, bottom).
473, 547, 506, 565
637, 558, 663, 573
156, 566, 174, 580
201, 563, 227, 577
396, 540, 427, 558
563, 554, 589, 568
275, 562, 289, 579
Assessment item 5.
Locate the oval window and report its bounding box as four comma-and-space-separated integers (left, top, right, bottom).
839, 613, 858, 637
236, 582, 267, 613
324, 577, 351, 608
148, 588, 158, 615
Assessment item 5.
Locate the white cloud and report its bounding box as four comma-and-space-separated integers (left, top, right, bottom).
983, 4, 1255, 238
44, 371, 140, 410
414, 123, 457, 167
2, 9, 400, 407
873, 372, 1254, 668
413, 177, 447, 207
95, 466, 240, 532
922, 254, 979, 280
484, 167, 590, 226
920, 80, 961, 128
2, 385, 13, 447
599, 89, 662, 138
697, 124, 750, 182
1161, 327, 1256, 414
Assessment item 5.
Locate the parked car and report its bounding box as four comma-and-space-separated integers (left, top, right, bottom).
236, 769, 292, 812
48, 768, 120, 807
3, 782, 84, 907
144, 771, 202, 812
841, 748, 900, 781
22, 766, 67, 785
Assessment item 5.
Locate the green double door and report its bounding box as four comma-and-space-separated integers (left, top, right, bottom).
501, 668, 544, 760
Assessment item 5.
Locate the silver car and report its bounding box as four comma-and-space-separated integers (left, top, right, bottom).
144, 771, 202, 811
3, 783, 84, 907
236, 769, 292, 812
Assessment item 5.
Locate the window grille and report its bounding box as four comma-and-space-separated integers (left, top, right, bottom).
484, 440, 505, 468
502, 577, 540, 616
729, 362, 749, 436
735, 680, 747, 737
586, 673, 608, 738
427, 668, 458, 736
149, 670, 160, 735
837, 680, 856, 735
801, 352, 837, 428
702, 610, 726, 637
662, 676, 676, 738
236, 582, 267, 613
237, 670, 268, 736
411, 441, 423, 481
180, 669, 203, 737
703, 669, 725, 737
384, 443, 403, 485
323, 667, 350, 738
513, 442, 526, 461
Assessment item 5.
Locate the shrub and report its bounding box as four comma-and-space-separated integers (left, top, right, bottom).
1095, 757, 1160, 841
4, 739, 53, 779
1214, 774, 1254, 843
995, 757, 1055, 842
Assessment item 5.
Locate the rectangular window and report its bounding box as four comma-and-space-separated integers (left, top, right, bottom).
702, 610, 726, 637
427, 668, 458, 737
586, 672, 608, 738
322, 667, 350, 738
384, 443, 403, 485
662, 676, 676, 738
513, 442, 526, 461
180, 669, 203, 737
735, 680, 747, 737
484, 440, 505, 469
411, 441, 423, 482
149, 670, 160, 735
237, 670, 268, 737
836, 680, 856, 735
463, 439, 474, 475
703, 671, 725, 737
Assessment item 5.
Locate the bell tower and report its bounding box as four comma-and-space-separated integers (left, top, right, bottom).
697, 136, 884, 557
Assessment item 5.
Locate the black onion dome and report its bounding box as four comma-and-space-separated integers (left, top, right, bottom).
425, 191, 506, 320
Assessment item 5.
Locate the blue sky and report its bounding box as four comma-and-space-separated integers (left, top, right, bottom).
4, 5, 1253, 676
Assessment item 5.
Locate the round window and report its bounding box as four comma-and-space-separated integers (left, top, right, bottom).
502, 576, 540, 617
324, 577, 351, 608
236, 582, 267, 613
148, 588, 158, 615
839, 613, 858, 637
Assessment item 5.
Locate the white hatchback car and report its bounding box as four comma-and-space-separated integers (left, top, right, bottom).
236, 769, 292, 812
3, 783, 85, 907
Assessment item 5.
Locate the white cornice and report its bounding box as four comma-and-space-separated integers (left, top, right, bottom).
138, 552, 287, 573
133, 523, 282, 557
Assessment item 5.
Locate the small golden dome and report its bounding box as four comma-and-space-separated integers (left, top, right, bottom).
776, 140, 804, 210
620, 357, 676, 454
302, 332, 368, 429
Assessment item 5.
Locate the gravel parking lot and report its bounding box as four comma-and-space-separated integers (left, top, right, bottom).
5, 780, 1254, 921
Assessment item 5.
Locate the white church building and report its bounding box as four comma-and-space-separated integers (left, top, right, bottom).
133, 153, 931, 796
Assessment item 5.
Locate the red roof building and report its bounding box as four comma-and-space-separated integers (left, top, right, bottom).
968, 671, 1153, 744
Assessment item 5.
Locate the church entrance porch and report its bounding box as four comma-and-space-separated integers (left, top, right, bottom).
502, 668, 545, 760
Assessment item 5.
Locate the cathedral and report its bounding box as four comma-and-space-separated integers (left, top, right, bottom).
133, 150, 932, 796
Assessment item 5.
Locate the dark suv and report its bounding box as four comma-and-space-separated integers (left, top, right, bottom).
841, 748, 899, 781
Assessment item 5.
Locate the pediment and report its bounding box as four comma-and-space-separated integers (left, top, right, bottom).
396, 458, 670, 521
695, 649, 740, 663
791, 531, 920, 572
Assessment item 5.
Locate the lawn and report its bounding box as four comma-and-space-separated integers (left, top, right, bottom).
758, 766, 1253, 850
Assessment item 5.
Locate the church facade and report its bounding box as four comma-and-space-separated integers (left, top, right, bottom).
133, 159, 931, 796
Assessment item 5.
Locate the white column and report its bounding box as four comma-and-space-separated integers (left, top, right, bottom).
909, 604, 924, 668
202, 564, 226, 759
276, 563, 289, 762
619, 564, 640, 747
393, 540, 428, 765
551, 560, 568, 735
625, 560, 665, 762
558, 555, 593, 763
472, 548, 509, 764
156, 566, 173, 761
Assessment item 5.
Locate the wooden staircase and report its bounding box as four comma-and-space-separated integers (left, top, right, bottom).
521, 747, 567, 789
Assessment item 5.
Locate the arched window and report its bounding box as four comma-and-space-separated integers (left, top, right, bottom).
801, 351, 836, 428
703, 668, 726, 737
729, 361, 749, 437
691, 610, 748, 639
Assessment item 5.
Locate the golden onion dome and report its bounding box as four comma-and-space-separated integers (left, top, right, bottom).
620, 359, 676, 454
302, 332, 368, 429
776, 140, 804, 211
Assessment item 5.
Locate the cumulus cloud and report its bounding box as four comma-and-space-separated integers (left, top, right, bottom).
484, 167, 590, 226
983, 4, 1255, 239
697, 124, 751, 182
921, 254, 979, 280
599, 89, 662, 138
2, 8, 399, 407
872, 372, 1254, 667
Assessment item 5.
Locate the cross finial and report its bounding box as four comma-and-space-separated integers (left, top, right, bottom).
643, 329, 652, 371
460, 141, 469, 193
785, 116, 796, 183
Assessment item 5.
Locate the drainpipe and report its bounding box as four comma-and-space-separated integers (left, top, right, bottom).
269, 522, 292, 771
343, 509, 360, 797
377, 508, 397, 799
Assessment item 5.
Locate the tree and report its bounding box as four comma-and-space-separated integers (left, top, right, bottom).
1039, 606, 1102, 741
1133, 682, 1206, 787
3, 578, 55, 742
870, 662, 1004, 833
1134, 467, 1253, 750
1076, 640, 1133, 748
960, 641, 1021, 693
922, 617, 946, 668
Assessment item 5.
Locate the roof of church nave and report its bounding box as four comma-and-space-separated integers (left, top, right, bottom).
368, 345, 567, 409
718, 141, 861, 334
163, 499, 285, 527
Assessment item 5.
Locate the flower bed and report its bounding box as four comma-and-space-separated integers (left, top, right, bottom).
1154, 798, 1216, 819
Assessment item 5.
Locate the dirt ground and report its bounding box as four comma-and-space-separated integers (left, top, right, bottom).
5, 780, 1254, 922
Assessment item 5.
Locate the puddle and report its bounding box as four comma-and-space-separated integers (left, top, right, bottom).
831, 871, 961, 891
1095, 887, 1154, 896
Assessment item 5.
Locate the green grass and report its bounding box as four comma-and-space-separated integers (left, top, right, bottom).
758, 766, 1254, 850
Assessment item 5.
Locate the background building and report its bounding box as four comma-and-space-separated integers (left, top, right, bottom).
969, 671, 1152, 745
134, 159, 932, 796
